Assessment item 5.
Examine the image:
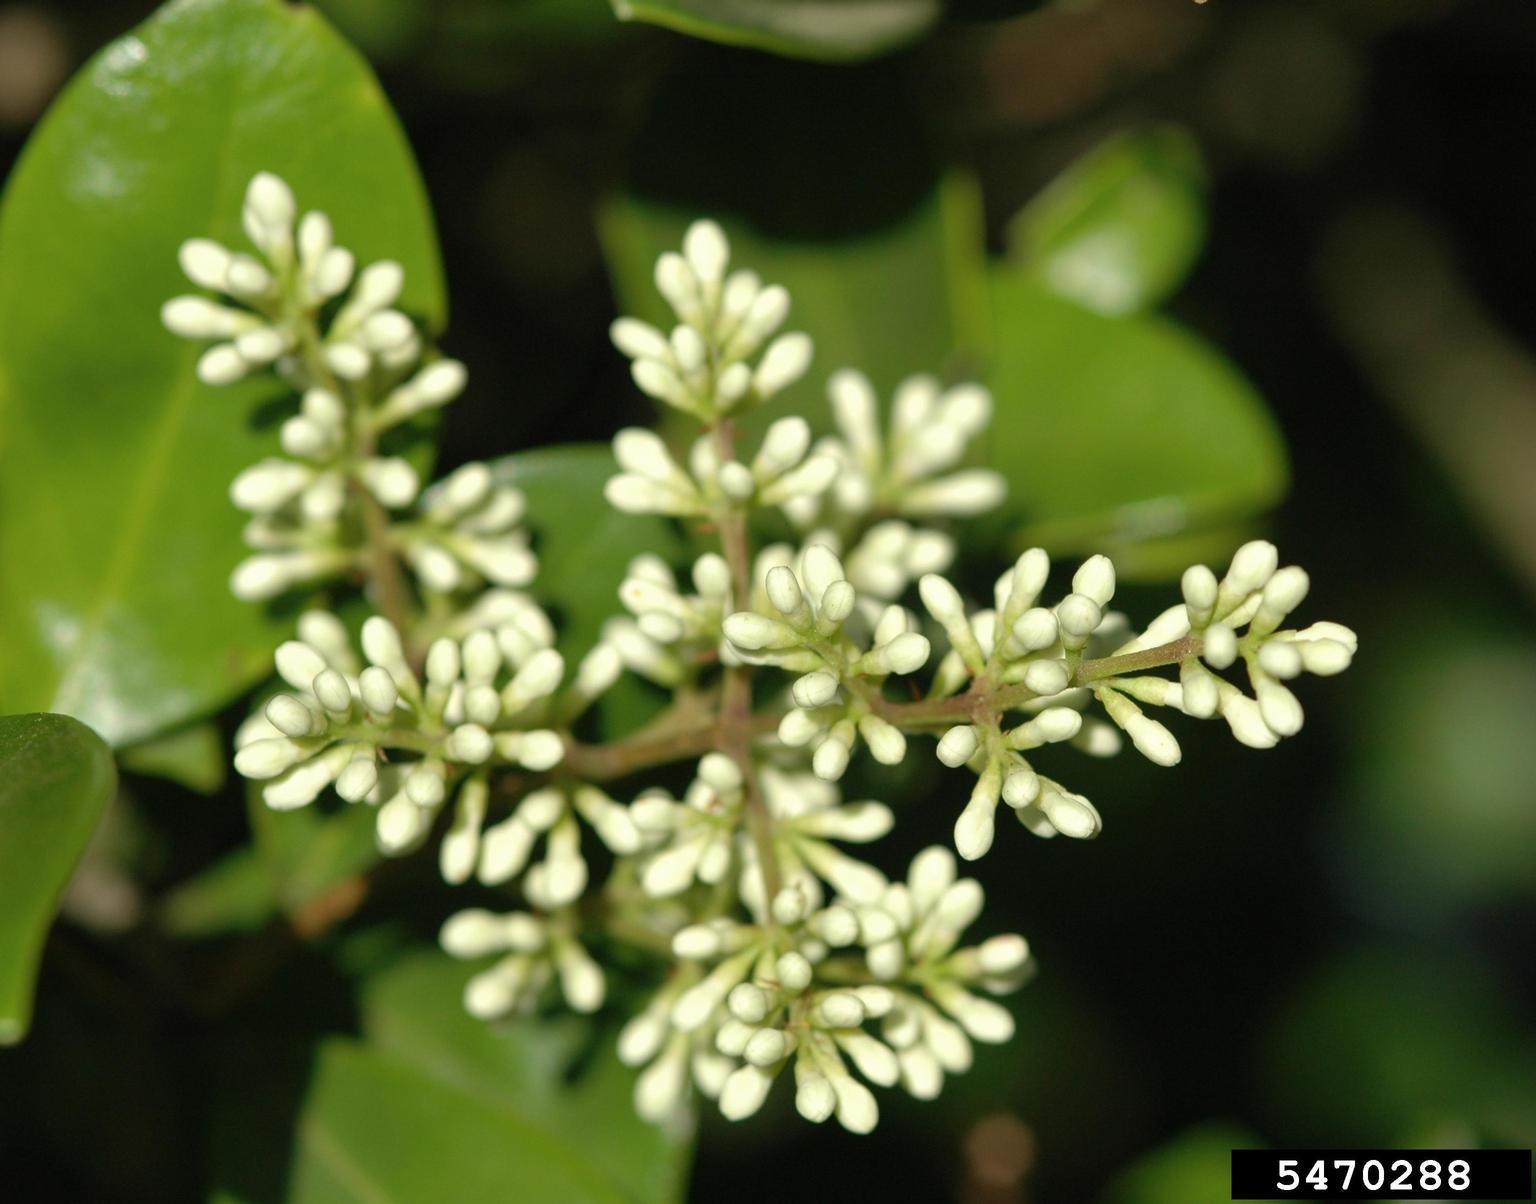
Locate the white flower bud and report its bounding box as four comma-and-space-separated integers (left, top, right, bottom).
902, 470, 1007, 517
755, 416, 811, 477
1256, 678, 1303, 736
231, 459, 311, 512
936, 725, 979, 768
609, 317, 670, 360
718, 461, 755, 499
361, 458, 420, 508
1039, 788, 1101, 838
954, 787, 998, 862
722, 612, 798, 651
1218, 686, 1278, 748
1001, 767, 1040, 808
447, 724, 493, 764
1022, 659, 1070, 696
1012, 608, 1059, 652
359, 665, 400, 715
817, 992, 866, 1029
744, 1028, 794, 1067
1297, 637, 1352, 676
233, 737, 308, 780
310, 669, 352, 715
776, 951, 813, 992
752, 332, 813, 398
1179, 658, 1220, 718
1181, 564, 1219, 625
335, 753, 379, 803
683, 219, 729, 285
265, 694, 316, 738
1224, 539, 1278, 596
720, 1065, 775, 1121
1202, 623, 1238, 670
791, 670, 839, 709
859, 715, 906, 765
795, 1066, 837, 1124
1258, 639, 1303, 679
178, 238, 233, 291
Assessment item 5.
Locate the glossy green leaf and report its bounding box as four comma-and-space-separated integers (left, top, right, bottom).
0, 0, 444, 747
211, 953, 690, 1203
983, 276, 1288, 576
358, 953, 691, 1202
118, 720, 226, 794
0, 713, 116, 1043
610, 0, 940, 61
260, 1041, 669, 1203
1007, 126, 1208, 315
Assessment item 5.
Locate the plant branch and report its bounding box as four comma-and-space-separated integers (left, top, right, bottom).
291, 310, 418, 649
869, 634, 1204, 730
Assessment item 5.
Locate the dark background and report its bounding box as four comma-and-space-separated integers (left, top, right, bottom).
2, 1, 1534, 1200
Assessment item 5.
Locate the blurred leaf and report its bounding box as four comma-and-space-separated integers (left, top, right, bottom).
0, 0, 443, 747
604, 177, 984, 444
358, 952, 692, 1202
610, 0, 940, 61
982, 277, 1288, 576
118, 721, 226, 794
1260, 946, 1536, 1146
158, 845, 276, 938
1099, 1122, 1273, 1204
249, 791, 380, 916
232, 1039, 673, 1203
1007, 127, 1208, 315
1330, 608, 1536, 916
161, 789, 379, 939
601, 55, 986, 441
493, 444, 684, 658
0, 713, 116, 1043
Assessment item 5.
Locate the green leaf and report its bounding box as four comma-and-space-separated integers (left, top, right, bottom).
0, 0, 444, 747
610, 0, 941, 61
0, 713, 116, 1043
160, 789, 379, 939
118, 720, 226, 794
982, 276, 1288, 577
600, 56, 987, 441
358, 953, 690, 1203
493, 444, 685, 659
211, 953, 690, 1203
1007, 126, 1208, 315
1099, 1123, 1275, 1204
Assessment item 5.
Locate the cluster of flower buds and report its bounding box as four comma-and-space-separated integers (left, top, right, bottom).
604, 419, 839, 522
230, 602, 624, 873
180, 195, 1359, 1141
163, 171, 483, 602
440, 907, 606, 1018
915, 540, 1356, 860
609, 846, 1026, 1132
399, 462, 538, 596
608, 220, 812, 422
1167, 539, 1356, 743
721, 543, 930, 781
626, 758, 892, 913
786, 369, 1006, 529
